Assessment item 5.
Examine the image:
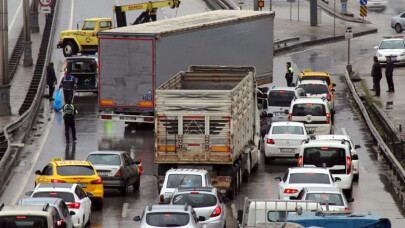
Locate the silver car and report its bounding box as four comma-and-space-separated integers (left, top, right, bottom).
170, 187, 227, 228
391, 12, 405, 33
133, 204, 203, 228
86, 151, 141, 196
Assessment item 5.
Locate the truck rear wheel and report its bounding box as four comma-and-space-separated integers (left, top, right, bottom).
63, 41, 78, 57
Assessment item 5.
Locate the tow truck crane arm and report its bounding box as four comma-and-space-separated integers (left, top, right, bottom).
113, 0, 181, 27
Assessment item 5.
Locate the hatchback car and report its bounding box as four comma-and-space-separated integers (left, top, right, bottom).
86, 151, 141, 196
265, 86, 306, 122
263, 122, 310, 162
275, 167, 339, 200
27, 183, 92, 228
391, 12, 405, 33
18, 197, 74, 228
374, 37, 405, 64
296, 187, 354, 212
170, 187, 227, 228
133, 204, 203, 228
34, 158, 104, 208
297, 80, 335, 113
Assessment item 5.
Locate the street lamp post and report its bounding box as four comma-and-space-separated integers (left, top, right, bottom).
0, 0, 12, 115
23, 0, 33, 66
333, 0, 336, 37
31, 0, 40, 33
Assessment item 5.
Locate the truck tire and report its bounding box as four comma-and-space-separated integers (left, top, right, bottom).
63, 41, 78, 57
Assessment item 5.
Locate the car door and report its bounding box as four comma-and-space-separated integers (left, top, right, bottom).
76, 186, 91, 222
124, 153, 137, 184
78, 21, 96, 46
37, 163, 54, 184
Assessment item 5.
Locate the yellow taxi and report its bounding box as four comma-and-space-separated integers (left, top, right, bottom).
298, 69, 336, 91
34, 158, 104, 207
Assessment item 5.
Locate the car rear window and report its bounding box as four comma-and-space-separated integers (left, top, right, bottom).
268, 90, 295, 107
87, 154, 121, 165
56, 165, 95, 176
272, 126, 304, 135
292, 104, 326, 116
300, 76, 331, 86
0, 216, 48, 228
306, 193, 344, 206
172, 193, 217, 208
303, 147, 346, 167
32, 192, 75, 203
68, 60, 96, 73
167, 174, 202, 188
146, 212, 190, 227
288, 173, 331, 184
298, 84, 329, 94
379, 40, 405, 49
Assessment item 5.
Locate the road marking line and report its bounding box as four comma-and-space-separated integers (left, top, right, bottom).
10, 1, 23, 30
231, 203, 238, 218
122, 203, 129, 218
69, 0, 75, 30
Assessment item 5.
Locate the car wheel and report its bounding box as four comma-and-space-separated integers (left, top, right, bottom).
353, 174, 359, 182
63, 41, 78, 57
81, 216, 85, 228
120, 180, 129, 196
133, 175, 140, 191
87, 212, 92, 225
95, 201, 103, 210
395, 24, 403, 33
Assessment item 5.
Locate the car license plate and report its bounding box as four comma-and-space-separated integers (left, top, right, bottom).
120, 116, 134, 120
280, 148, 294, 153
98, 172, 109, 176
391, 56, 397, 61
78, 183, 87, 188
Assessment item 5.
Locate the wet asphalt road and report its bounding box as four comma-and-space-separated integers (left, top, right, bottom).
2, 0, 405, 227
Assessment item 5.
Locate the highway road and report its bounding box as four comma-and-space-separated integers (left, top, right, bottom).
1, 0, 405, 227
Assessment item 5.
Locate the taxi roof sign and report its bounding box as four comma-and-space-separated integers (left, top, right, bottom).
52, 158, 63, 162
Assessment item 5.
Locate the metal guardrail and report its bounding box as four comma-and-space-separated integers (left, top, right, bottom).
344, 69, 405, 196
274, 37, 300, 48
0, 0, 59, 189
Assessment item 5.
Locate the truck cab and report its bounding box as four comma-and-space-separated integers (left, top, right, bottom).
57, 18, 113, 57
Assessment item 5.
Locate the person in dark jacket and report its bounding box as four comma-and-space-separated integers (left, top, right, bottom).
59, 69, 77, 103
285, 62, 294, 87
371, 56, 382, 97
385, 56, 395, 92
62, 100, 78, 142
46, 62, 57, 100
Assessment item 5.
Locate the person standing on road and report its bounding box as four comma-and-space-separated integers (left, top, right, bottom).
371, 56, 382, 97
62, 100, 78, 142
285, 62, 294, 87
385, 56, 395, 92
46, 62, 57, 100
59, 69, 77, 103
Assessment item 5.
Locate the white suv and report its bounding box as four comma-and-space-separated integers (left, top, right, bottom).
265, 86, 306, 122
159, 169, 212, 204
297, 140, 354, 196
289, 97, 332, 135
297, 80, 335, 114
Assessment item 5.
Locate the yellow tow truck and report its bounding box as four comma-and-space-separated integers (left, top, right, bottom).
57, 0, 181, 57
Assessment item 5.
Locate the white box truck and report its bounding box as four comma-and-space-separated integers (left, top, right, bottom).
98, 10, 274, 124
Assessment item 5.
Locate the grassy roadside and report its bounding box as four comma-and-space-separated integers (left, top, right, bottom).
359, 80, 383, 108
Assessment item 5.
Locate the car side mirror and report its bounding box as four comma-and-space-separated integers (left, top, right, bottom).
352, 154, 358, 160
198, 216, 206, 222
133, 216, 141, 221
25, 191, 33, 196
374, 46, 378, 49
347, 197, 354, 203
87, 192, 94, 197
334, 177, 341, 182
274, 177, 282, 181
237, 210, 243, 224
69, 211, 76, 216
354, 145, 361, 149
331, 89, 335, 92
332, 83, 336, 87
284, 109, 289, 114
35, 170, 41, 175
134, 161, 140, 165
224, 198, 230, 203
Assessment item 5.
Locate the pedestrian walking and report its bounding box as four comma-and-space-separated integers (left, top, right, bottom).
371, 56, 382, 97
385, 56, 395, 92
46, 62, 57, 100
62, 100, 78, 142
285, 62, 294, 87
59, 69, 77, 103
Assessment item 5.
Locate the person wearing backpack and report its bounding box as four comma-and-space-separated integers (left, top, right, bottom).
62, 100, 78, 142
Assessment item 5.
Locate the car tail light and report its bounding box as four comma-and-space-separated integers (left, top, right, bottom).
144, 117, 154, 122
68, 202, 81, 209
345, 207, 349, 211
326, 93, 331, 101
115, 169, 122, 177
16, 216, 26, 219
288, 113, 292, 121
160, 195, 164, 203
326, 113, 331, 124
298, 156, 303, 166
346, 157, 352, 174
284, 189, 299, 194
57, 219, 64, 226
210, 206, 222, 217
90, 178, 103, 184
101, 115, 112, 120
51, 179, 66, 183
190, 192, 199, 194
266, 138, 275, 144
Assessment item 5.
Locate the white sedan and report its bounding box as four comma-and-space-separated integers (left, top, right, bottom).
297, 186, 354, 211
374, 37, 405, 64
264, 122, 310, 162
275, 167, 339, 200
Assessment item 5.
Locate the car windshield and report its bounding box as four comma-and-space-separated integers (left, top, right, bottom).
172, 193, 217, 208
306, 193, 344, 206
0, 216, 48, 228
299, 84, 329, 94
288, 173, 331, 184
56, 165, 95, 176
300, 76, 331, 86
272, 126, 304, 135
146, 212, 190, 227
379, 40, 405, 49
167, 174, 202, 188
268, 90, 295, 107
303, 147, 346, 168
87, 154, 121, 165
32, 192, 75, 203
292, 103, 326, 116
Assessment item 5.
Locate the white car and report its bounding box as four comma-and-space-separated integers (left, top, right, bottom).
265, 86, 306, 122
28, 183, 92, 228
392, 12, 405, 33
275, 167, 339, 200
374, 37, 405, 64
367, 0, 387, 11
263, 121, 310, 162
296, 186, 354, 211
297, 80, 335, 113
298, 140, 354, 196
315, 134, 361, 181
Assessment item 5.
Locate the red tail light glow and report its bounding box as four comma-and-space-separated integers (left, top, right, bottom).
266, 138, 275, 144
298, 156, 303, 166
160, 195, 164, 203
346, 157, 352, 174
210, 206, 222, 217
326, 113, 331, 124
68, 202, 81, 209
51, 179, 66, 183
345, 208, 350, 211
190, 192, 199, 194
16, 216, 26, 219
144, 117, 154, 122
90, 178, 103, 184
288, 113, 292, 121
101, 115, 112, 120
284, 189, 299, 194
326, 93, 331, 101
115, 169, 122, 177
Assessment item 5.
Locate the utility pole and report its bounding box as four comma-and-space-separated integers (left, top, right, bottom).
31, 0, 39, 33
23, 0, 33, 67
0, 0, 12, 115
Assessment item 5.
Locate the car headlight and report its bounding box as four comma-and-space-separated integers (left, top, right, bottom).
400, 51, 405, 56
376, 52, 383, 57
